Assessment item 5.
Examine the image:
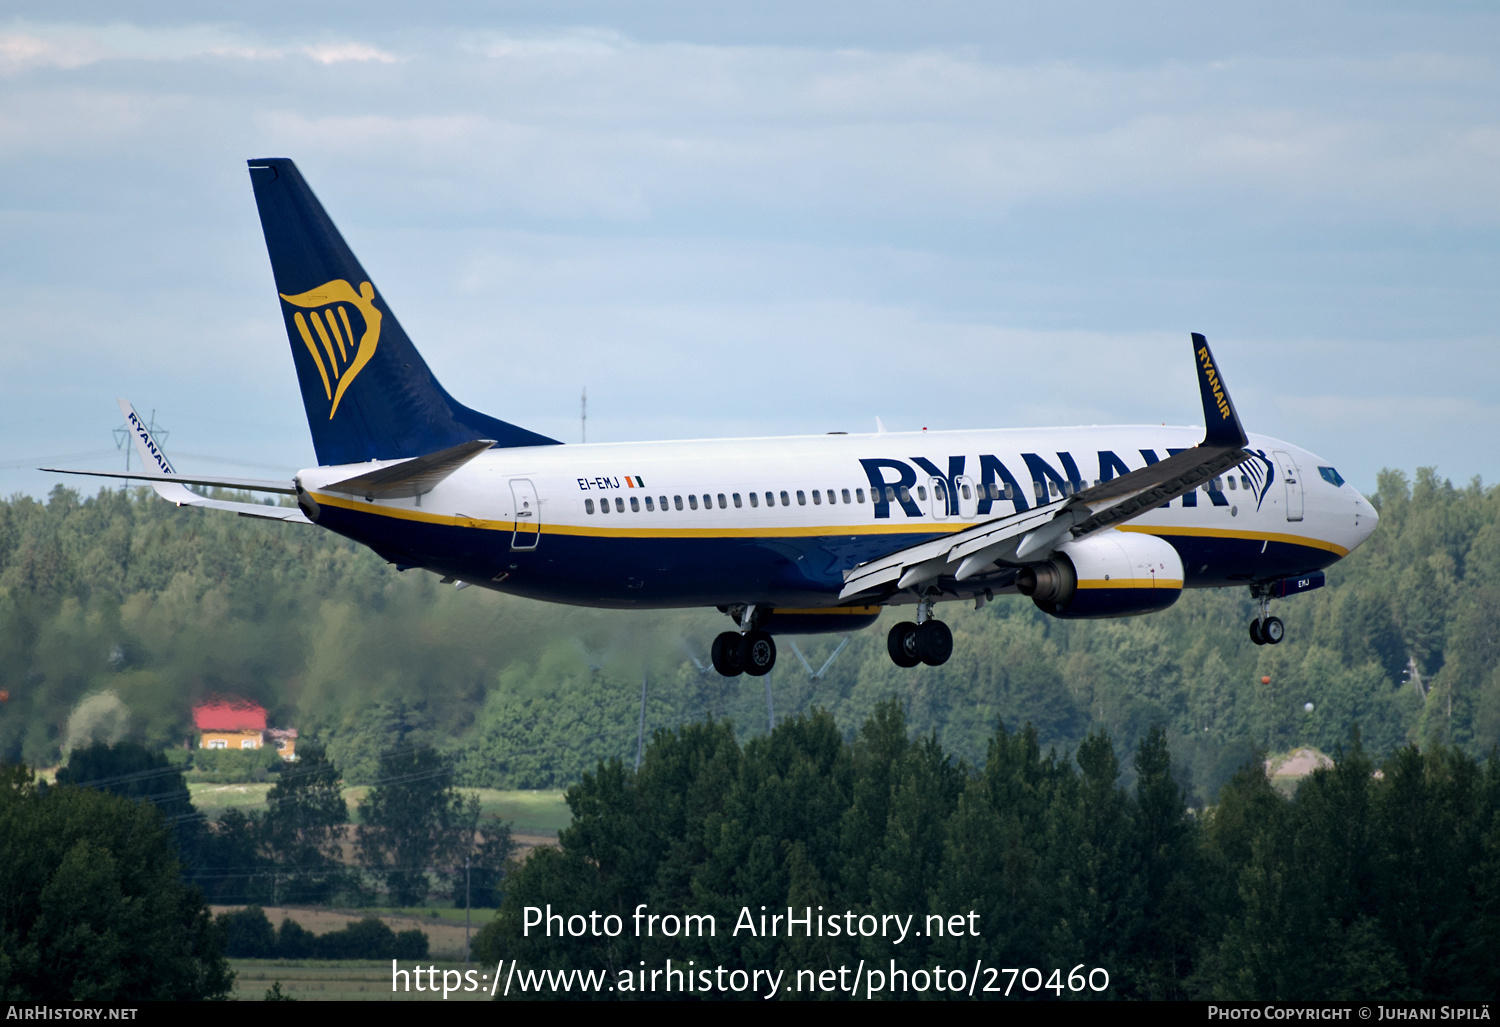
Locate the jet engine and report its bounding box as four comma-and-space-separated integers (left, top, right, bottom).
1015, 530, 1183, 619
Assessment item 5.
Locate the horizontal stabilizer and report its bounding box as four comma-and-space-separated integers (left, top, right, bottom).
318, 438, 494, 499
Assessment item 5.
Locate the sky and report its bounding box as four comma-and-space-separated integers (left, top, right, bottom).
2, 2, 1497, 499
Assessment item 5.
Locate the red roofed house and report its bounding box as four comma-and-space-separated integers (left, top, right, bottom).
194, 700, 267, 752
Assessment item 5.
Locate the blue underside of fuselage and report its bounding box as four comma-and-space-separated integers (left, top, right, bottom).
315, 505, 1339, 612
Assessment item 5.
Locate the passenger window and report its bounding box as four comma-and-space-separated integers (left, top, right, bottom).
962, 484, 972, 500
842, 489, 851, 504
898, 486, 910, 504
599, 498, 609, 514
780, 491, 790, 506
987, 483, 998, 500
1005, 483, 1014, 500
659, 496, 668, 509
733, 493, 742, 508
615, 497, 625, 512
1240, 477, 1249, 490
856, 489, 865, 503
674, 495, 684, 510
796, 490, 806, 505
749, 492, 759, 508
585, 498, 595, 514
630, 496, 640, 512
812, 490, 821, 505
688, 495, 699, 510
917, 486, 927, 501
885, 486, 896, 503
714, 494, 723, 509
766, 492, 775, 506
703, 494, 712, 509
645, 496, 655, 510
1227, 477, 1236, 491
1034, 482, 1045, 500
1049, 481, 1059, 497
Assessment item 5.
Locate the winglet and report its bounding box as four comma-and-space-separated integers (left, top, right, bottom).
1192, 333, 1248, 448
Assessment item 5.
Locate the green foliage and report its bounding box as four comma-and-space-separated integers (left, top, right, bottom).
0, 763, 233, 1000
475, 705, 1500, 1001
260, 746, 350, 904
214, 908, 430, 961
187, 745, 285, 783
357, 746, 481, 906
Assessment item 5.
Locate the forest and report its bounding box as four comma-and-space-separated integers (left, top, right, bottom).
475, 704, 1500, 1000
0, 465, 1496, 803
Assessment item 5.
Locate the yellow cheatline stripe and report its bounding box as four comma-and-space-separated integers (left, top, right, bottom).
772, 606, 881, 616
1116, 523, 1349, 558
1076, 578, 1184, 590
293, 313, 332, 400
310, 492, 966, 538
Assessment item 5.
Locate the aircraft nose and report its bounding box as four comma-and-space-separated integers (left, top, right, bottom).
1352, 491, 1379, 548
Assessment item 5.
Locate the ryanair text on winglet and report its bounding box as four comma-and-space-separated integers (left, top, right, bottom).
1198, 345, 1232, 421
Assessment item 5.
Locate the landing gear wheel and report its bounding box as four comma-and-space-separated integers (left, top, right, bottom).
1262, 616, 1285, 645
1249, 620, 1265, 645
711, 631, 745, 676
916, 620, 953, 666
739, 630, 777, 676
887, 621, 921, 668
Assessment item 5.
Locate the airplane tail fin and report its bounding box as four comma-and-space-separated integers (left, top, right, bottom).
246, 158, 560, 466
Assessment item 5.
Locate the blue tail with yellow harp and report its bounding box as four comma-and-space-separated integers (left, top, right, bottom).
247, 158, 560, 466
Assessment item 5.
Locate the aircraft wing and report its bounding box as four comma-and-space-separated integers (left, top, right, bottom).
839, 333, 1251, 600
42, 400, 311, 524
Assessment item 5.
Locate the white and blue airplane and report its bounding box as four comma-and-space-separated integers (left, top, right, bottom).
50, 158, 1378, 677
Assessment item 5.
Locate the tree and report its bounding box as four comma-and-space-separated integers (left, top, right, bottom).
0, 763, 232, 1000
55, 740, 202, 864
261, 745, 349, 904
357, 746, 477, 905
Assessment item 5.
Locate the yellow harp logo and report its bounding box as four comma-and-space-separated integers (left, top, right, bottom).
279, 280, 382, 419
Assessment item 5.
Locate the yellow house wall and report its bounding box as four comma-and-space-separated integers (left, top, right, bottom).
200, 730, 262, 750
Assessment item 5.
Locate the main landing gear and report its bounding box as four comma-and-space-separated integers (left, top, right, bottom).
1248, 586, 1284, 646
887, 595, 953, 668
711, 605, 777, 677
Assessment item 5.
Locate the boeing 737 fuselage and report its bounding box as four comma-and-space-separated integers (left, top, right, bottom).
51, 159, 1378, 678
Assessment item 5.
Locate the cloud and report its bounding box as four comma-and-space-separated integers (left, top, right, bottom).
302, 42, 400, 65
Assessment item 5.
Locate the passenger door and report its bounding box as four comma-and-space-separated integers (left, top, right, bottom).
1272, 451, 1303, 522
510, 479, 540, 550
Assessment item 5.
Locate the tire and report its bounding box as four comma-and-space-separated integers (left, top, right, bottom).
916, 620, 953, 666
1263, 616, 1285, 645
739, 630, 777, 676
887, 621, 921, 668
711, 631, 745, 676
1249, 619, 1265, 645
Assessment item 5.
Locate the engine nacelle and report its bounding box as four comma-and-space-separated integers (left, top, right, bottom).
1016, 530, 1184, 619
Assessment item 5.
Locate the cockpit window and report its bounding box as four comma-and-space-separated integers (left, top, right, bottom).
1318, 467, 1345, 488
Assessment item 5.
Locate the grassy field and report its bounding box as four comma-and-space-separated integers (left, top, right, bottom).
230, 959, 495, 1001
189, 784, 571, 836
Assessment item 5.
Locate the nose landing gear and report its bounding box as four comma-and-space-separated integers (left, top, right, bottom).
1248, 586, 1284, 646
